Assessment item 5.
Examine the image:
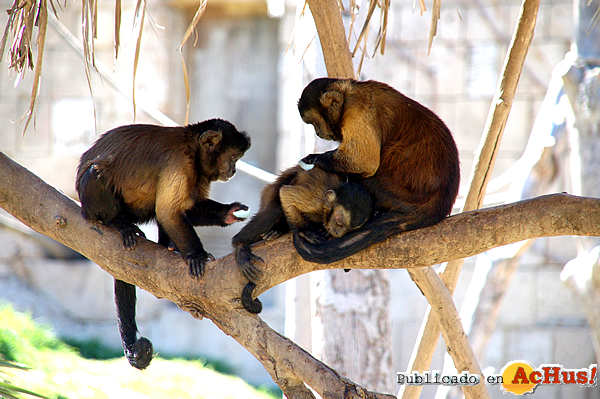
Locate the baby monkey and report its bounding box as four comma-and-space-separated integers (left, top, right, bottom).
232, 164, 373, 313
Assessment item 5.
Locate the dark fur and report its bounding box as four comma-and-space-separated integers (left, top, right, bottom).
76, 119, 250, 369
232, 165, 373, 313
295, 78, 460, 263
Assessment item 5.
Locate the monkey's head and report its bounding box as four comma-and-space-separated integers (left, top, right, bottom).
298, 78, 348, 142
323, 182, 373, 238
193, 119, 251, 182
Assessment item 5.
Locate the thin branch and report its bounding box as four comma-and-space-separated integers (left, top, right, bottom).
401, 1, 541, 397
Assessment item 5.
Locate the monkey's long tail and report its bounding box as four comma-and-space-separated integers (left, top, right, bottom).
241, 282, 263, 313
293, 210, 432, 264
114, 279, 154, 369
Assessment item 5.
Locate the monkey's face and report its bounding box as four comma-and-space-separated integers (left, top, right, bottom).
323, 190, 352, 237
325, 205, 353, 238
216, 149, 244, 182
301, 109, 337, 141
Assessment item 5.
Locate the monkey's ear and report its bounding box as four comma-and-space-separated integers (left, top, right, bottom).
200, 130, 223, 152
321, 90, 343, 108
324, 189, 337, 208
320, 90, 344, 122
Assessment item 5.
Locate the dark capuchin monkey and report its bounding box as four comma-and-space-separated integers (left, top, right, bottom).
232, 165, 373, 313
76, 118, 251, 369
295, 78, 460, 263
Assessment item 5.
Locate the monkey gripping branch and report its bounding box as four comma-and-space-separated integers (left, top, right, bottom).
2, 151, 600, 398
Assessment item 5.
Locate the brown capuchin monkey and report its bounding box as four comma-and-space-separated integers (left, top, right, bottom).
295, 78, 460, 263
76, 118, 251, 369
232, 165, 373, 313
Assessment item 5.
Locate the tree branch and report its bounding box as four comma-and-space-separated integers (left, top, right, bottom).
1, 151, 600, 397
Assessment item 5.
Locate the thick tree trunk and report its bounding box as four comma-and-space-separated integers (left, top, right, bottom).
311, 269, 394, 393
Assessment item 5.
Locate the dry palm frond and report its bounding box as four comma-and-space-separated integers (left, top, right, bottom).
115, 0, 121, 63
372, 0, 389, 56
355, 19, 369, 76
132, 0, 146, 122
81, 0, 98, 129
349, 0, 442, 69
428, 0, 441, 55
417, 0, 426, 15
346, 0, 357, 44
0, 0, 55, 134
346, 0, 388, 76
178, 0, 207, 125
351, 0, 377, 58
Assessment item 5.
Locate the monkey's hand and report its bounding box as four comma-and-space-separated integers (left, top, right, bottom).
186, 251, 216, 278
261, 230, 283, 241
225, 202, 250, 224
297, 230, 329, 245
234, 244, 264, 283
300, 150, 336, 172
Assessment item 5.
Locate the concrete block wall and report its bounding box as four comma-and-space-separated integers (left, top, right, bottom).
1, 0, 599, 396
0, 0, 187, 197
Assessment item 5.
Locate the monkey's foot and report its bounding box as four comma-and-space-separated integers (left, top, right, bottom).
235, 246, 264, 283
117, 224, 146, 250
185, 252, 215, 278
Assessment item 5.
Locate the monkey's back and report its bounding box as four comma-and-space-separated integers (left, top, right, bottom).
77, 124, 200, 219
356, 80, 460, 224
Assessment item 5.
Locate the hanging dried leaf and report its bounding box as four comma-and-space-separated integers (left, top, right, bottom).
132, 0, 146, 122
20, 0, 48, 134
378, 0, 389, 55
351, 0, 377, 57
177, 0, 207, 125
417, 0, 426, 15
115, 0, 121, 62
0, 0, 18, 65
0, 0, 57, 134
180, 53, 190, 125
80, 0, 98, 129
178, 0, 207, 51
346, 0, 357, 44
428, 0, 441, 55
355, 21, 369, 76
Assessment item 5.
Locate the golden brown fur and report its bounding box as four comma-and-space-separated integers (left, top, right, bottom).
232, 165, 373, 313
279, 167, 343, 229
76, 118, 250, 369
296, 78, 460, 263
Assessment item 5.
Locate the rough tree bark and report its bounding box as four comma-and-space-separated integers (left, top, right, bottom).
304, 0, 394, 393
2, 145, 600, 399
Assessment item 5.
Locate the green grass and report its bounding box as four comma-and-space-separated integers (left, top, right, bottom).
0, 304, 278, 399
